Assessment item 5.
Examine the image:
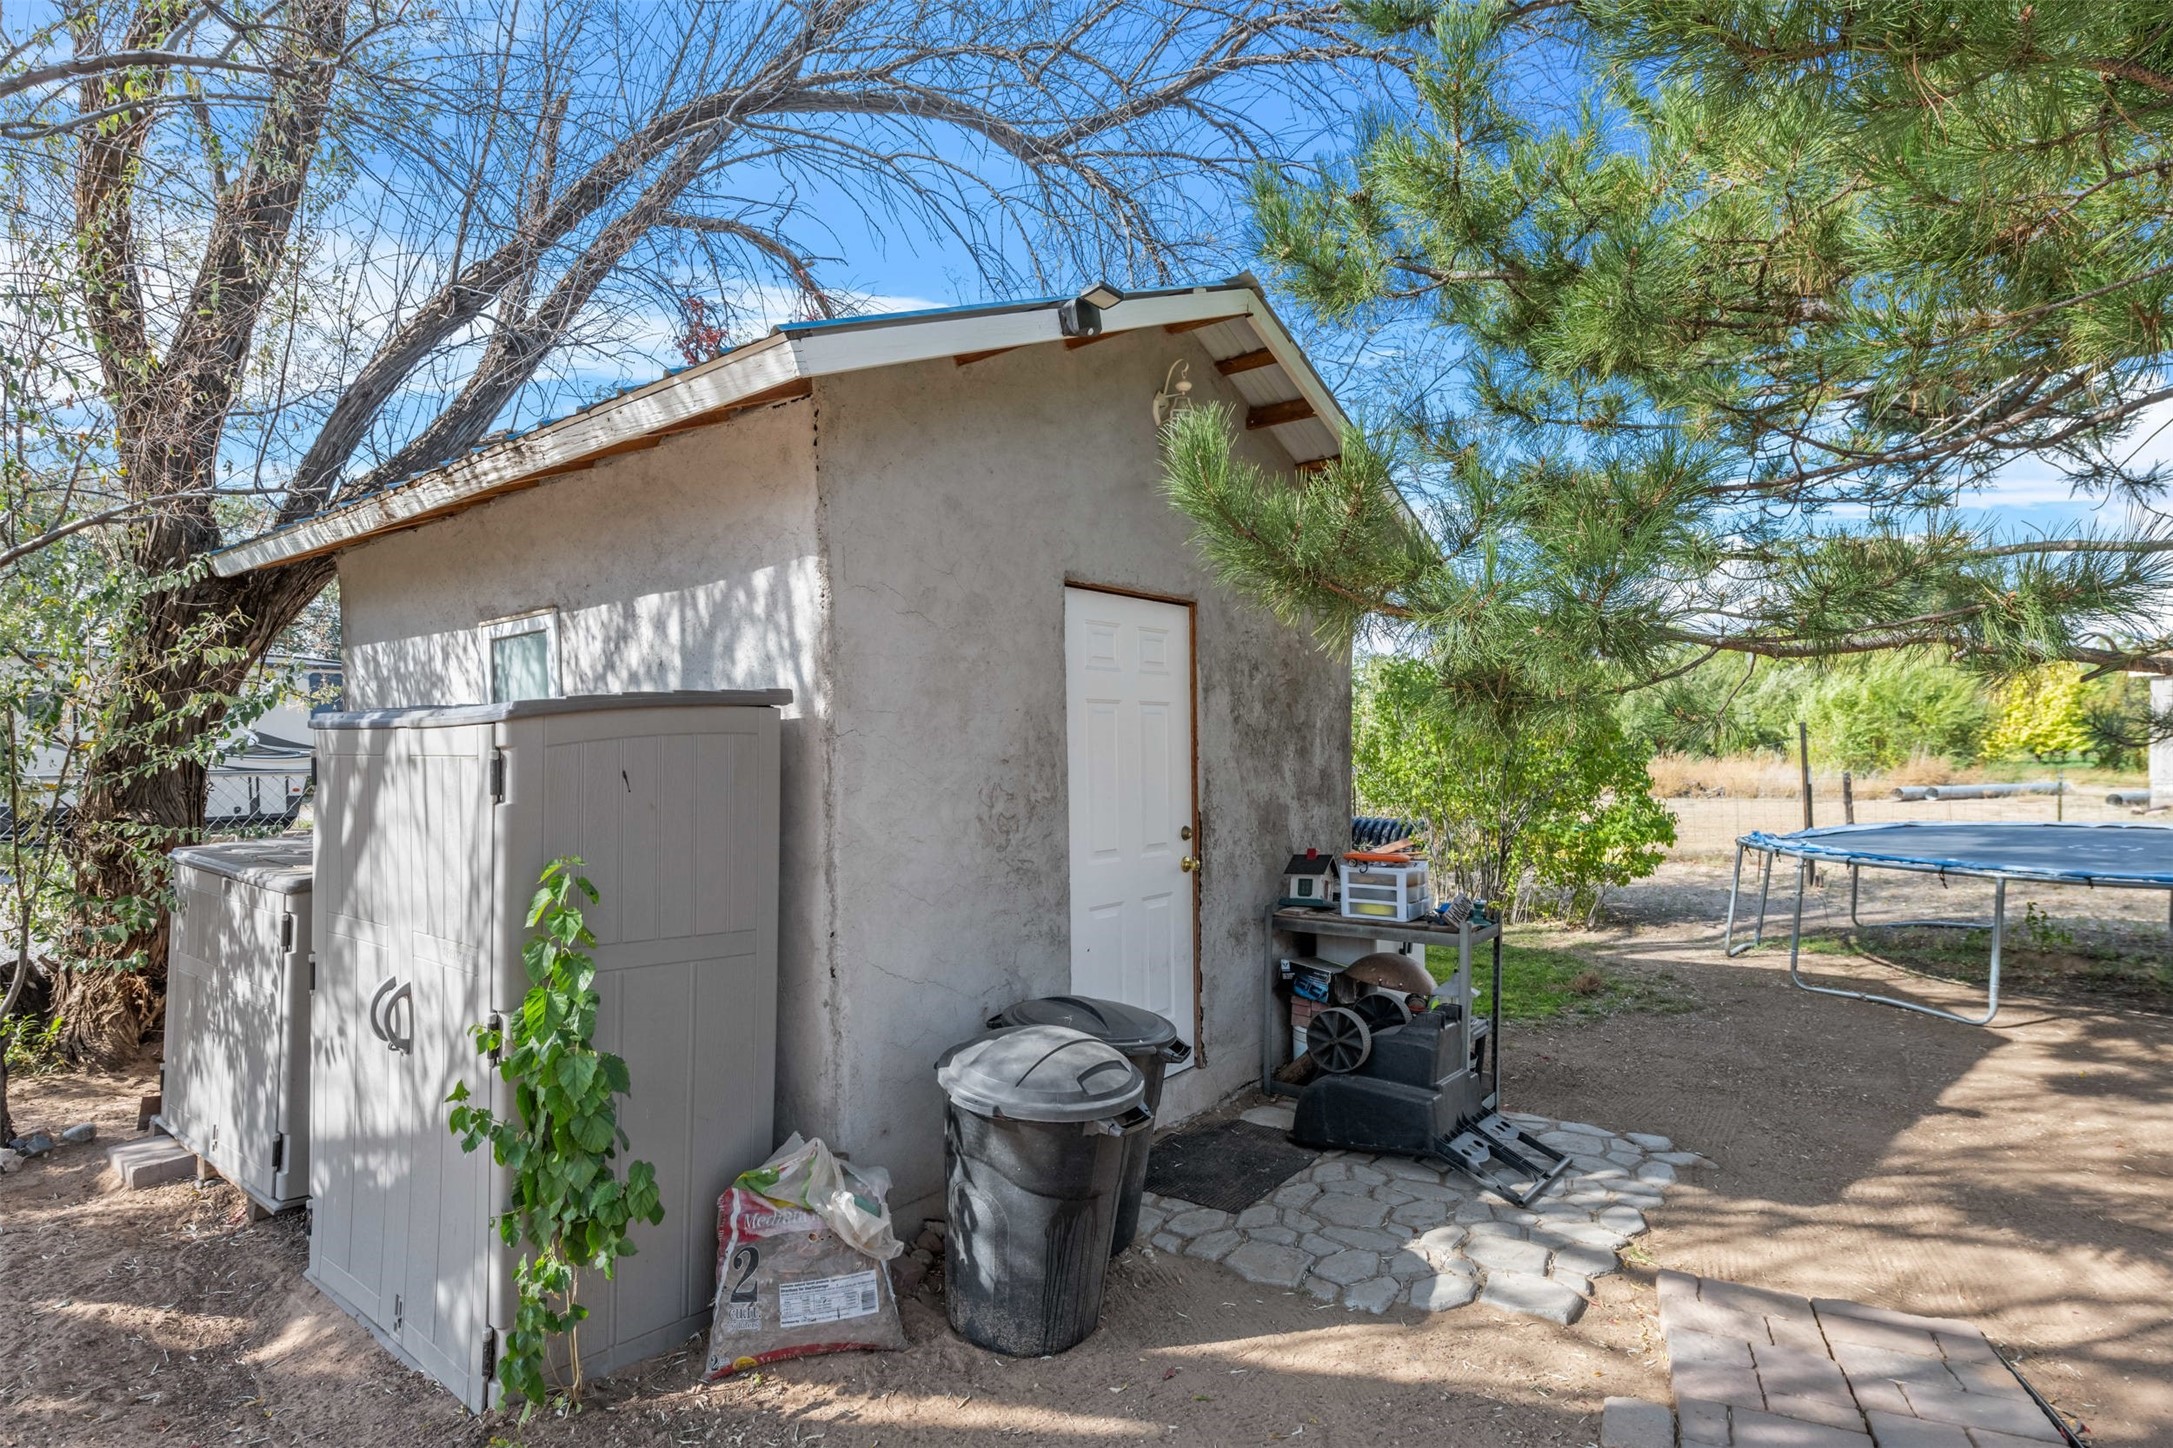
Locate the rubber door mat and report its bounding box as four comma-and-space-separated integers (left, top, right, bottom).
1143, 1119, 1317, 1212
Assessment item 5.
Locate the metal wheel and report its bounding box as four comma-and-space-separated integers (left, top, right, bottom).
1352, 992, 1411, 1031
1306, 1005, 1373, 1074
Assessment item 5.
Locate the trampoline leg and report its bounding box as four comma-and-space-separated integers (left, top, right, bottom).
1753, 849, 1773, 948
1725, 844, 1748, 957
1786, 858, 2002, 1027
1848, 864, 1860, 929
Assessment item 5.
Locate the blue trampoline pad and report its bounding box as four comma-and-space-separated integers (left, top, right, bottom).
1740, 821, 2173, 887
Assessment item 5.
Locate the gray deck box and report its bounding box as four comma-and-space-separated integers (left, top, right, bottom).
306, 691, 786, 1409
164, 837, 315, 1212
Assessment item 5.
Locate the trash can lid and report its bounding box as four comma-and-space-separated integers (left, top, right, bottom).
936, 1026, 1145, 1123
986, 995, 1182, 1054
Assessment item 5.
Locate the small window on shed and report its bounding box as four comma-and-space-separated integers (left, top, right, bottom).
481, 610, 560, 703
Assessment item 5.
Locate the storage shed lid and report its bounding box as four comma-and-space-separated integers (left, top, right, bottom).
935, 1026, 1144, 1123
986, 995, 1182, 1055
168, 837, 314, 894
312, 689, 793, 730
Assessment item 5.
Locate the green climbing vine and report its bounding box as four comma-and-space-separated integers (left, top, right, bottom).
448, 856, 664, 1414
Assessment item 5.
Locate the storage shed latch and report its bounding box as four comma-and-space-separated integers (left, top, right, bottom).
486, 1011, 506, 1065
488, 749, 506, 802
281, 913, 296, 951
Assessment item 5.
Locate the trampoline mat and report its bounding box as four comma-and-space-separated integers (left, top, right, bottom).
1143, 1119, 1317, 1212
1742, 821, 2173, 886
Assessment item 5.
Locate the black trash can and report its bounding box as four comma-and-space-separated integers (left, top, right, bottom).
987, 996, 1189, 1254
936, 1025, 1150, 1356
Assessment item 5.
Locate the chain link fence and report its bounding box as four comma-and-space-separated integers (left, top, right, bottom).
1663, 787, 2150, 857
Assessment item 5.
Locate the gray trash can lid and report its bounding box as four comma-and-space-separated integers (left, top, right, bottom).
986, 995, 1181, 1055
936, 1026, 1145, 1123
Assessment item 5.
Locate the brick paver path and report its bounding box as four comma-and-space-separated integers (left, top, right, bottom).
1620, 1272, 2071, 1447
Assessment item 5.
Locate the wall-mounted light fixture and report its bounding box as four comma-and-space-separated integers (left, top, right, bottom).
1152, 360, 1194, 426
1058, 281, 1126, 338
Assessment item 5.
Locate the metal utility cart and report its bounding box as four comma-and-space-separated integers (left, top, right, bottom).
1263, 908, 1567, 1205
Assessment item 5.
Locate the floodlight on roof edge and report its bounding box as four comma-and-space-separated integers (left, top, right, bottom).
1058, 282, 1126, 338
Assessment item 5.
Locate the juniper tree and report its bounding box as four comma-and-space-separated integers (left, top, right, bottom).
1165, 2, 2173, 731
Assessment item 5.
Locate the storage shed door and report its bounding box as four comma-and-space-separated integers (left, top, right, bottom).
309, 720, 496, 1409
1064, 587, 1197, 1054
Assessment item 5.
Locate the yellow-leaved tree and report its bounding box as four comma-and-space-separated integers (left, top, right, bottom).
1982, 668, 2095, 762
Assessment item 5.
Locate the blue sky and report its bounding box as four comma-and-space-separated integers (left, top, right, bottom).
730, 111, 2165, 555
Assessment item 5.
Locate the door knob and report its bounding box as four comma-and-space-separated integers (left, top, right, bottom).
1180, 856, 1201, 874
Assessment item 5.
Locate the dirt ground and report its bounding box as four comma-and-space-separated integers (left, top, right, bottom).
3, 859, 2167, 1447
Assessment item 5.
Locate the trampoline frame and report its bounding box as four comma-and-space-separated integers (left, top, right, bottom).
1723, 823, 2173, 1027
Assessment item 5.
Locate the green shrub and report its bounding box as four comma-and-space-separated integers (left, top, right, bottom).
1355, 657, 1675, 921
1620, 650, 1989, 768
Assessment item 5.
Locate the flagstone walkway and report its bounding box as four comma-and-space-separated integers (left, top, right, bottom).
1135, 1103, 1713, 1322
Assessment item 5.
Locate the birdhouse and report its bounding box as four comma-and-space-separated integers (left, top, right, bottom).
1281, 848, 1338, 909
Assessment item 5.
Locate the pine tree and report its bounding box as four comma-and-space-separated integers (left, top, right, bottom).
1164, 3, 2173, 719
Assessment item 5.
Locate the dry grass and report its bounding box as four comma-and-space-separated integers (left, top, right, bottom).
1646, 753, 1809, 799
1646, 750, 2143, 800
1879, 750, 1964, 787
1646, 751, 1969, 799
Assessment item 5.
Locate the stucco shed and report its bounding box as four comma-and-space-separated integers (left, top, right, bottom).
217, 279, 1355, 1215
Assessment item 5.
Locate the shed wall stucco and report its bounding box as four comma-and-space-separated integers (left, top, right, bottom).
808, 329, 1348, 1213
333, 400, 846, 1148
330, 328, 1350, 1218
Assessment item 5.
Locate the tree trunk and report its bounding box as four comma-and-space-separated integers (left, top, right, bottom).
62, 559, 333, 1064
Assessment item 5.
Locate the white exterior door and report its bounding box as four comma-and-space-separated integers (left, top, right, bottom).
1064, 587, 1197, 1053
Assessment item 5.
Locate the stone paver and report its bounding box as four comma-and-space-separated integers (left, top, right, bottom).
1312, 1249, 1381, 1286
1678, 1398, 1731, 1445
1601, 1397, 1677, 1448
1309, 1192, 1389, 1229
1137, 1108, 1700, 1321
1464, 1233, 1551, 1276
1224, 1240, 1310, 1289
1864, 1410, 1972, 1448
1164, 1206, 1231, 1238
1728, 1405, 1871, 1446
1185, 1228, 1241, 1262
1408, 1271, 1478, 1311
103, 1136, 197, 1191
1656, 1274, 2068, 1448
1481, 1270, 1587, 1325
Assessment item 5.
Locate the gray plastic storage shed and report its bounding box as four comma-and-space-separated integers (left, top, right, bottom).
307, 692, 786, 1410
164, 837, 315, 1212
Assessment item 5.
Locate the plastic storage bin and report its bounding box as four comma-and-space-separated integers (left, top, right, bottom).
1339, 858, 1430, 921
936, 1025, 1148, 1355
164, 837, 315, 1213
985, 996, 1187, 1255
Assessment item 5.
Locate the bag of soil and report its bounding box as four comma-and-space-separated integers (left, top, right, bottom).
705, 1136, 907, 1379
